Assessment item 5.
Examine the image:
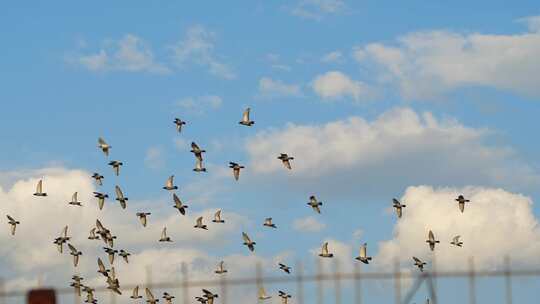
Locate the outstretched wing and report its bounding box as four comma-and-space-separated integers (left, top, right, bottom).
242, 232, 251, 243
322, 242, 329, 254
115, 186, 124, 199
145, 288, 155, 300
242, 108, 250, 121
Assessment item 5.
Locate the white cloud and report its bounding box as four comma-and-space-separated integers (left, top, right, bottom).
258, 77, 302, 98
74, 34, 169, 74
518, 15, 540, 32
290, 0, 346, 20
176, 95, 223, 114
354, 25, 540, 99
170, 25, 235, 79
312, 71, 373, 102
293, 216, 326, 232
245, 108, 539, 192
144, 146, 165, 170
375, 186, 540, 271
321, 51, 343, 63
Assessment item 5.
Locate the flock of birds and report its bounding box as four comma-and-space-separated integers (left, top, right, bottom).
5, 108, 472, 304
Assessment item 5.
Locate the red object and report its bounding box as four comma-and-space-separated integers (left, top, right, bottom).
27, 289, 56, 304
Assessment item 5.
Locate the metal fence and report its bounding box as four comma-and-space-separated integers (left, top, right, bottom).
1, 256, 539, 304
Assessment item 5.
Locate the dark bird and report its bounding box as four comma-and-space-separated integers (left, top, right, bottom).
6, 215, 19, 236
91, 173, 104, 186
426, 230, 440, 251
455, 195, 470, 213
136, 212, 151, 227
173, 194, 188, 215
108, 161, 123, 176
115, 185, 128, 209
277, 153, 294, 170
242, 232, 256, 252
308, 195, 323, 214
392, 198, 406, 218
413, 256, 427, 272
174, 118, 186, 133
278, 263, 291, 274
98, 137, 111, 156
93, 192, 109, 210
228, 162, 244, 181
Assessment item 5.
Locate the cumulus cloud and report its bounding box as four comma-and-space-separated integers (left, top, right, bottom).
290, 0, 346, 20
258, 77, 302, 98
73, 34, 170, 74
245, 108, 539, 194
353, 24, 540, 99
176, 95, 223, 114
312, 71, 373, 102
375, 186, 540, 271
170, 25, 235, 79
293, 216, 326, 232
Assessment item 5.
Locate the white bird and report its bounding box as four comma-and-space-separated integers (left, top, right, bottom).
68, 192, 83, 206
228, 162, 244, 181
278, 263, 291, 274
172, 193, 188, 215
413, 256, 427, 272
98, 137, 111, 156
456, 195, 470, 213
242, 232, 256, 252
91, 173, 104, 186
238, 108, 255, 126
33, 179, 47, 196
450, 235, 463, 247
115, 185, 128, 209
215, 261, 228, 274
355, 243, 372, 264
159, 227, 172, 242
258, 287, 272, 300
212, 210, 224, 223
108, 160, 123, 176
6, 215, 19, 236
93, 192, 108, 210
174, 118, 186, 133
194, 216, 208, 230
308, 195, 323, 214
136, 212, 151, 227
263, 218, 277, 228
68, 243, 82, 267
319, 242, 334, 258
426, 230, 440, 251
130, 286, 142, 299
163, 175, 178, 191
392, 198, 406, 218
146, 288, 159, 304
193, 158, 207, 172
277, 153, 294, 170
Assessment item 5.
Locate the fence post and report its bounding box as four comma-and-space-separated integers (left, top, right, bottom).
504, 256, 512, 304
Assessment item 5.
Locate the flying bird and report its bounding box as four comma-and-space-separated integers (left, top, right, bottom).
355, 243, 372, 264
228, 162, 244, 181
212, 210, 224, 223
202, 289, 218, 304
277, 153, 294, 170
215, 261, 228, 274
426, 230, 440, 251
450, 235, 463, 247
455, 195, 470, 213
159, 227, 172, 242
88, 228, 100, 240
6, 215, 19, 236
115, 185, 128, 209
172, 193, 188, 215
174, 118, 186, 133
308, 196, 323, 214
278, 291, 292, 304
193, 158, 207, 172
258, 287, 272, 300
106, 267, 121, 295
108, 161, 123, 176
392, 198, 406, 218
190, 142, 206, 160
84, 287, 97, 304
194, 216, 208, 230
130, 286, 142, 299
93, 192, 109, 210
97, 257, 110, 277
239, 107, 255, 126
68, 244, 82, 267
104, 247, 118, 265
68, 192, 83, 206
119, 249, 131, 263
163, 175, 178, 191
278, 263, 291, 274
98, 137, 111, 156
163, 292, 175, 304
263, 218, 277, 228
91, 173, 104, 186
33, 179, 47, 196
242, 232, 256, 252
145, 288, 159, 304
319, 242, 334, 258
413, 257, 427, 272
136, 212, 151, 227
54, 226, 70, 253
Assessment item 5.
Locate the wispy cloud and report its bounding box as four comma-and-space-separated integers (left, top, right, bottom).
293, 216, 326, 232
257, 77, 302, 99
289, 0, 346, 20
176, 95, 223, 114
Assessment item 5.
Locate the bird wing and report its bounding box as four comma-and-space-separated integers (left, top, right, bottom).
68, 243, 77, 254
322, 242, 329, 254
196, 216, 203, 226
413, 256, 421, 263
360, 243, 367, 258
242, 232, 251, 243
173, 193, 182, 205
97, 258, 106, 272
96, 220, 104, 231
161, 227, 167, 238
72, 192, 78, 202
191, 142, 200, 151
166, 175, 174, 188
145, 288, 155, 300
454, 235, 460, 242
428, 230, 435, 241
115, 186, 124, 199
396, 207, 402, 218
214, 210, 221, 220
62, 226, 69, 238
242, 108, 250, 121
98, 137, 107, 145
36, 180, 42, 193
6, 215, 15, 222
132, 286, 139, 297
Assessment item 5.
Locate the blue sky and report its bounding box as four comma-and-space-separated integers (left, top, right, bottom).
1, 1, 540, 303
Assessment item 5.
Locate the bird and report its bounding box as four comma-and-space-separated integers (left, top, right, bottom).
277, 153, 294, 170
263, 218, 277, 228
392, 198, 406, 218
68, 192, 83, 206
242, 232, 256, 252
33, 179, 47, 196
106, 267, 121, 295
97, 257, 110, 277
258, 287, 272, 300
84, 287, 97, 304
190, 142, 206, 160
163, 175, 178, 191
193, 158, 207, 172
98, 137, 111, 156
93, 192, 109, 210
308, 195, 323, 214
91, 173, 104, 186
413, 257, 427, 272
163, 292, 175, 304
174, 118, 186, 133
136, 212, 151, 227
54, 226, 71, 253
115, 185, 128, 209
108, 161, 123, 176
319, 242, 334, 258
194, 216, 208, 230
355, 243, 372, 264
278, 263, 291, 274
119, 249, 130, 263
450, 235, 463, 247
426, 230, 440, 251
6, 215, 19, 236
104, 247, 118, 265
130, 286, 142, 299
68, 244, 82, 267
145, 288, 159, 304
278, 291, 292, 304
456, 195, 470, 213
202, 289, 218, 304
195, 296, 207, 304
212, 210, 224, 223
215, 261, 227, 274
172, 193, 188, 215
159, 227, 172, 242
238, 107, 255, 126
88, 228, 100, 240
228, 162, 244, 181
70, 280, 83, 297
